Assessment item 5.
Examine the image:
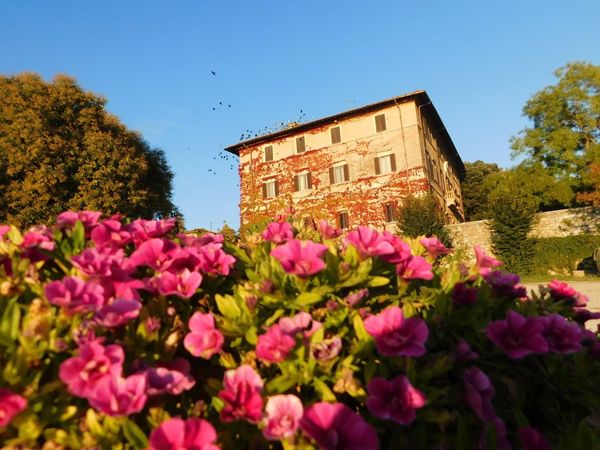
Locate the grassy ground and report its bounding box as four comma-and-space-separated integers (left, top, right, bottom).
520, 275, 600, 283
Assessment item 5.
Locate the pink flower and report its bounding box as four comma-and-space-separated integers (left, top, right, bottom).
21, 226, 55, 261
454, 338, 479, 362
270, 239, 328, 277
184, 312, 224, 359
484, 270, 527, 298
149, 417, 220, 450
311, 336, 342, 362
179, 232, 224, 248
262, 221, 294, 244
420, 237, 450, 259
154, 269, 203, 299
300, 402, 379, 450
540, 314, 584, 354
396, 255, 433, 281
91, 219, 132, 248
318, 220, 342, 239
344, 288, 369, 307
145, 358, 196, 396
345, 226, 395, 259
380, 232, 412, 264
0, 388, 27, 427
452, 282, 478, 306
194, 243, 236, 276
59, 339, 124, 397
218, 365, 264, 423
87, 374, 147, 416
0, 225, 10, 239
256, 324, 296, 363
129, 238, 183, 272
93, 299, 142, 328
45, 276, 105, 315
518, 427, 551, 450
57, 211, 102, 232
71, 247, 125, 277
278, 312, 322, 339
486, 311, 548, 359
366, 375, 426, 425
364, 306, 429, 357
128, 218, 176, 246
548, 279, 577, 300
474, 246, 502, 275
263, 395, 304, 440
463, 366, 496, 422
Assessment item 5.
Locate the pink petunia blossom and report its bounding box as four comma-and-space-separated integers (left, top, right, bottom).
454, 338, 479, 362
128, 218, 176, 246
548, 279, 577, 301
364, 306, 429, 357
262, 221, 294, 244
518, 427, 552, 450
311, 336, 342, 362
154, 269, 203, 298
57, 211, 102, 232
21, 225, 55, 261
486, 311, 549, 359
463, 366, 496, 422
278, 312, 322, 339
256, 324, 296, 363
179, 232, 224, 249
71, 247, 125, 277
300, 402, 379, 450
184, 312, 224, 359
45, 276, 106, 315
87, 374, 147, 416
270, 239, 328, 277
344, 288, 369, 307
0, 224, 10, 239
0, 388, 27, 427
59, 339, 124, 397
345, 226, 395, 259
473, 246, 502, 276
366, 375, 426, 425
128, 238, 184, 272
420, 237, 450, 259
452, 282, 478, 306
91, 219, 132, 248
263, 394, 304, 440
396, 255, 434, 281
145, 358, 196, 396
218, 365, 264, 423
194, 243, 236, 276
318, 220, 342, 239
148, 417, 220, 450
540, 313, 584, 354
93, 298, 142, 328
380, 232, 412, 264
484, 270, 527, 298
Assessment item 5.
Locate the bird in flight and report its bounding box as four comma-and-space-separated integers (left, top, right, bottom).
211, 71, 216, 75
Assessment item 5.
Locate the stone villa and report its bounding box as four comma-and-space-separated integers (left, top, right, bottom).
225, 90, 465, 230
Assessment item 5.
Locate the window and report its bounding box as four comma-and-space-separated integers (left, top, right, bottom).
296, 136, 306, 153
338, 211, 349, 230
384, 203, 396, 222
329, 163, 349, 184
293, 172, 312, 192
263, 179, 278, 198
375, 153, 397, 175
375, 114, 386, 133
264, 145, 273, 162
330, 126, 341, 144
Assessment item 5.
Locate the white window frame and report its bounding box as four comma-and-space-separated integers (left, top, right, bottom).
377, 152, 393, 175
264, 179, 277, 198
332, 162, 347, 184
297, 172, 310, 192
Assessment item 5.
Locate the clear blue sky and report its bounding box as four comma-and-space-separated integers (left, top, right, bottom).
1, 1, 598, 230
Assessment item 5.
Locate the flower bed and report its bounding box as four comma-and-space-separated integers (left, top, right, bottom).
0, 213, 599, 449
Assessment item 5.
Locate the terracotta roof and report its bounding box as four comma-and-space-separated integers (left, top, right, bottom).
224, 90, 465, 178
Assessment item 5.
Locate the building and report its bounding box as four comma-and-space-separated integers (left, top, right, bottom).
225, 90, 465, 231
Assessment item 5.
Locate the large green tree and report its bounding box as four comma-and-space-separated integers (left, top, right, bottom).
511, 61, 600, 205
461, 160, 502, 220
0, 73, 178, 228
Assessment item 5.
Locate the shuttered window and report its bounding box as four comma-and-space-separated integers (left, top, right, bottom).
384, 203, 396, 222
375, 114, 387, 133
329, 163, 349, 184
264, 145, 273, 162
296, 136, 306, 153
330, 126, 341, 144
375, 153, 397, 175
338, 212, 349, 230
263, 180, 278, 198
293, 172, 312, 192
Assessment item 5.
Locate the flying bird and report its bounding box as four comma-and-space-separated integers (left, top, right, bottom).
211, 71, 216, 75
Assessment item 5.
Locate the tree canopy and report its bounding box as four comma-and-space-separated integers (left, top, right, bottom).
461, 160, 501, 221
511, 61, 600, 204
0, 73, 178, 228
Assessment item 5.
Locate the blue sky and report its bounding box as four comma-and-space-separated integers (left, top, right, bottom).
1, 1, 599, 230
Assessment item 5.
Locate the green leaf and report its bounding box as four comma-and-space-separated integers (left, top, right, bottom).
295, 291, 323, 306
266, 374, 298, 394
245, 326, 258, 345
215, 294, 241, 320
0, 298, 21, 347
313, 378, 337, 402
122, 418, 148, 450
366, 276, 390, 287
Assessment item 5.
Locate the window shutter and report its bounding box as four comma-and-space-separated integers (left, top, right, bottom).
296, 136, 305, 153
262, 183, 267, 198
331, 126, 341, 144
265, 146, 273, 161
343, 164, 349, 182
390, 153, 397, 171
274, 180, 279, 197
374, 157, 380, 175
293, 175, 299, 192
307, 172, 312, 189
329, 167, 334, 184
375, 114, 386, 132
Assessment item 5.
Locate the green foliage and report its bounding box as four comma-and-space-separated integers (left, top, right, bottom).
397, 194, 452, 246
0, 73, 178, 228
488, 174, 537, 274
530, 234, 600, 275
461, 160, 501, 220
511, 61, 600, 204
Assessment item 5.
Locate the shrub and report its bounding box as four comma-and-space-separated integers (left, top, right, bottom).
531, 234, 600, 275
0, 214, 600, 449
396, 194, 452, 247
